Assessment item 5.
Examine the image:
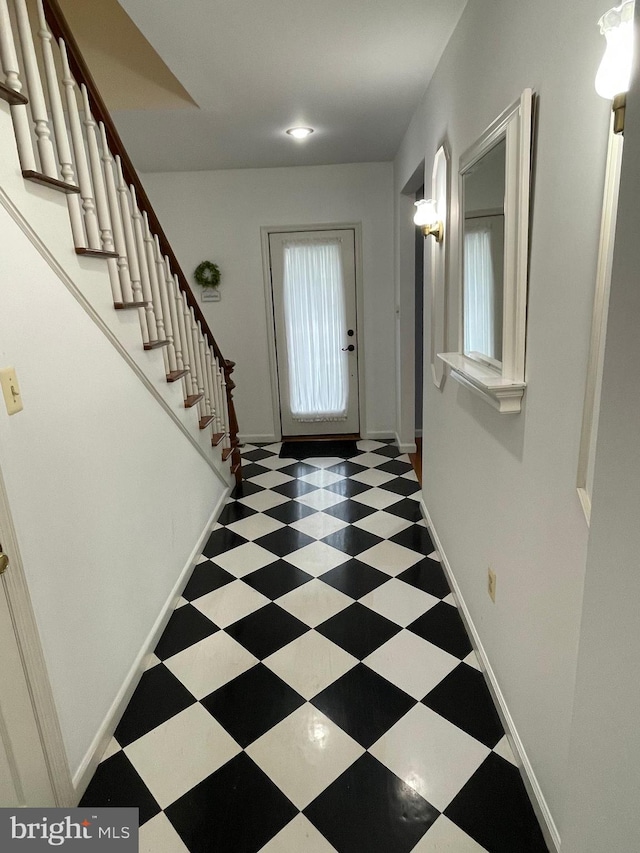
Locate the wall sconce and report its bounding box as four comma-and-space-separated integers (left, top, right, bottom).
596, 0, 635, 134
414, 198, 444, 242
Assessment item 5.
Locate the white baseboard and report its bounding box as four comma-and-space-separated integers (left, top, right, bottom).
394, 432, 417, 454
419, 498, 561, 853
72, 487, 231, 799
363, 430, 395, 441
238, 434, 278, 445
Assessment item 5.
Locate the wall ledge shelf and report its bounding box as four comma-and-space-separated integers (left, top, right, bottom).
438, 352, 525, 413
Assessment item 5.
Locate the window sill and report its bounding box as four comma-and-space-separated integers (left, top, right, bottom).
437, 352, 526, 413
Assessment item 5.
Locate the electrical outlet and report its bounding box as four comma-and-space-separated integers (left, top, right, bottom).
488, 567, 496, 603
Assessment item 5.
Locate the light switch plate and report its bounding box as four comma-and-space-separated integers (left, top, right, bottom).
0, 368, 23, 415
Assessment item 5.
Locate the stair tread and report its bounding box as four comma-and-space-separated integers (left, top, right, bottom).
211, 432, 225, 446
0, 82, 28, 106
184, 394, 203, 408
76, 247, 119, 259
222, 448, 232, 461
22, 170, 80, 194
114, 301, 148, 309
143, 340, 170, 351
199, 415, 215, 430
166, 369, 189, 383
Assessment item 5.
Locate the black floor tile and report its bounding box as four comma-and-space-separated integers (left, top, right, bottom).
242, 447, 278, 462
263, 500, 318, 524
114, 665, 196, 747
398, 558, 451, 599
312, 664, 415, 748
166, 752, 297, 853
323, 499, 377, 524
244, 560, 313, 600
278, 461, 319, 478
316, 602, 401, 659
271, 479, 319, 498
320, 559, 390, 599
325, 460, 368, 477
390, 525, 434, 554
380, 477, 421, 497
305, 753, 437, 853
321, 526, 383, 557
79, 751, 160, 825
225, 602, 309, 659
253, 527, 315, 557
384, 498, 423, 522
232, 480, 264, 500
422, 663, 504, 747
202, 527, 248, 558
376, 459, 414, 476
154, 604, 219, 659
182, 561, 235, 602
242, 462, 271, 480
324, 478, 372, 498
201, 663, 304, 747
369, 444, 403, 458
217, 502, 257, 525
445, 753, 549, 852
408, 601, 472, 659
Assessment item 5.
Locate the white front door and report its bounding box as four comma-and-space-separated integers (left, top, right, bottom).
269, 229, 360, 437
0, 542, 56, 807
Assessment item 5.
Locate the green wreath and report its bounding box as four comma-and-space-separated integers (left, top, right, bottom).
194, 260, 221, 289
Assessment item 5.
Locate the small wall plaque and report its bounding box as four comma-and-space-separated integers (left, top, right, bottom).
202, 289, 221, 302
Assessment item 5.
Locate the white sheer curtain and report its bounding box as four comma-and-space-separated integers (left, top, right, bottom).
464, 225, 495, 358
283, 238, 348, 421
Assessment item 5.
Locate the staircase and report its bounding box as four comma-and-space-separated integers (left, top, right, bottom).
0, 0, 241, 483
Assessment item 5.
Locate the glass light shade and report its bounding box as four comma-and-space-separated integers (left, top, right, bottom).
413, 198, 439, 227
595, 1, 635, 99
286, 127, 314, 139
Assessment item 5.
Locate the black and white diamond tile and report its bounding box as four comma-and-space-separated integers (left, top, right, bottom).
80, 441, 548, 853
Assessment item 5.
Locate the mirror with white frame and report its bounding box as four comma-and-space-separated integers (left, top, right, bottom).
439, 89, 533, 413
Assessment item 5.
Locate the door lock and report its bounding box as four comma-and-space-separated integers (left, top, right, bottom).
342, 344, 355, 352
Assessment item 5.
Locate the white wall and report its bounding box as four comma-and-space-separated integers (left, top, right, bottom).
394, 0, 613, 840
142, 163, 395, 441
561, 20, 640, 850
0, 106, 227, 784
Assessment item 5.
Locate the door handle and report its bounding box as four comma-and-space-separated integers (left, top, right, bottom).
342, 344, 355, 352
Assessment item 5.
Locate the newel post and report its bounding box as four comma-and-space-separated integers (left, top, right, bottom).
222, 360, 242, 484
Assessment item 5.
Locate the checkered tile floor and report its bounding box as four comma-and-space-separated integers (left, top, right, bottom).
80, 440, 548, 852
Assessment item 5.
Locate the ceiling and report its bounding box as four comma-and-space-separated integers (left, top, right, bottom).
101, 0, 467, 173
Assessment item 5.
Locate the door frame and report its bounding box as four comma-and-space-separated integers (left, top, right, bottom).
261, 222, 366, 441
0, 461, 74, 806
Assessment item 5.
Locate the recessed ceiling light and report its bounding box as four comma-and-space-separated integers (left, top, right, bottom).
286, 127, 314, 139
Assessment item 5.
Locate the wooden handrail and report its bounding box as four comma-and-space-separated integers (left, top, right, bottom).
41, 0, 226, 365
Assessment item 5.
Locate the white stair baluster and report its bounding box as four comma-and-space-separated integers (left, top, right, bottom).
219, 362, 231, 448
153, 239, 177, 375
143, 215, 168, 365
115, 157, 148, 342
100, 124, 132, 303
13, 0, 57, 177
181, 293, 199, 401
190, 310, 206, 418
130, 186, 158, 343
208, 349, 222, 436
200, 328, 215, 419
0, 0, 34, 170
166, 265, 185, 374
35, 0, 84, 246
59, 39, 100, 248
173, 280, 191, 398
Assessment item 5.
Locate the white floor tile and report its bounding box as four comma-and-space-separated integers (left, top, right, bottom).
463, 650, 481, 671
401, 470, 419, 482
351, 488, 403, 510
277, 580, 351, 627
360, 579, 438, 626
427, 549, 441, 562
249, 470, 294, 489
261, 442, 283, 454
139, 813, 190, 853
192, 579, 269, 627
236, 490, 291, 512
357, 540, 424, 575
125, 704, 240, 809
213, 542, 278, 576
295, 489, 347, 511
442, 593, 456, 606
246, 704, 364, 809
300, 457, 345, 469
349, 468, 396, 487
353, 451, 387, 468
300, 469, 345, 488
412, 815, 489, 852
226, 513, 285, 541
289, 512, 348, 540
353, 510, 411, 539
493, 734, 517, 766
256, 455, 296, 470
283, 541, 349, 576
164, 632, 258, 698
356, 439, 385, 451
263, 630, 357, 700
174, 597, 188, 608
364, 630, 459, 699
370, 704, 489, 812
143, 653, 161, 672
258, 815, 338, 852
195, 554, 211, 565
100, 737, 120, 763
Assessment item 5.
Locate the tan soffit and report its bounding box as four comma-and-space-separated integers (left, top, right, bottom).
56, 0, 197, 111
